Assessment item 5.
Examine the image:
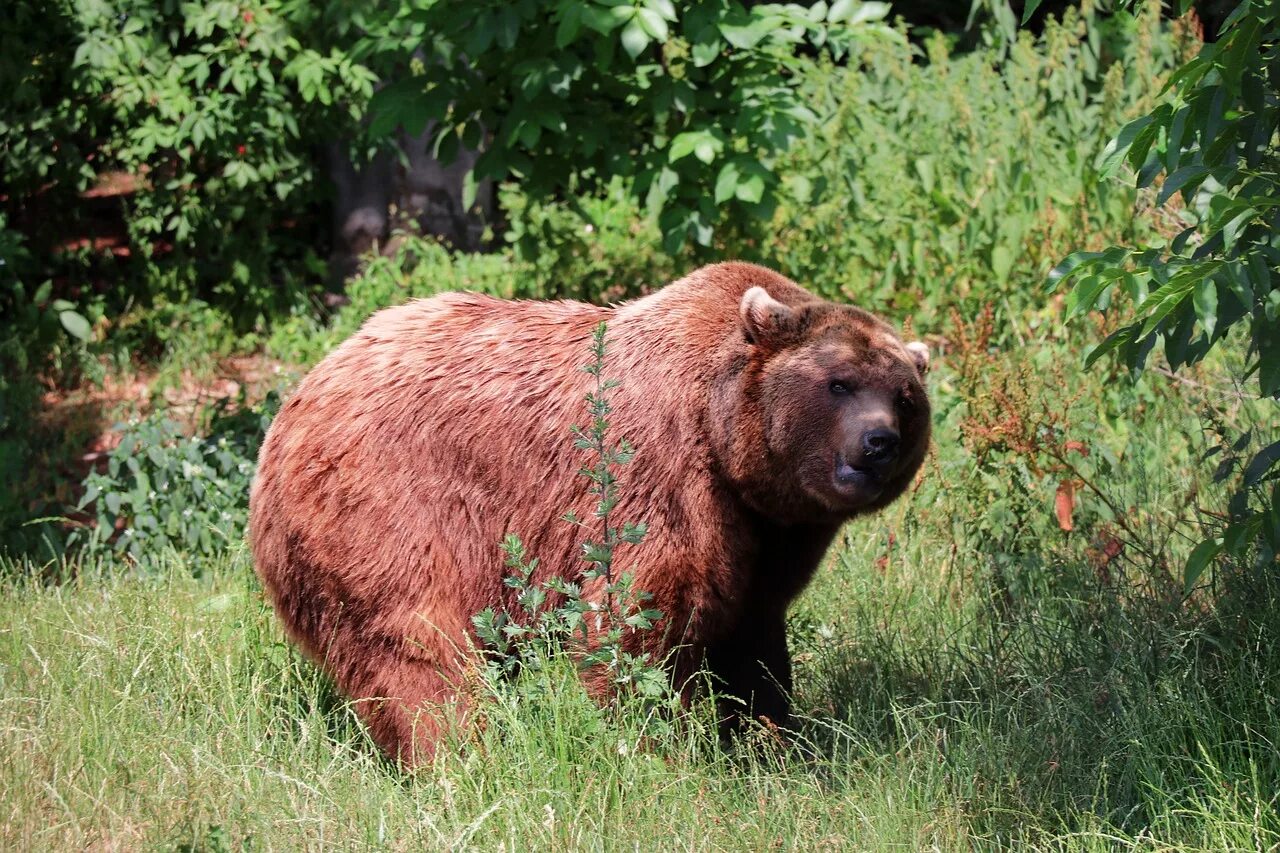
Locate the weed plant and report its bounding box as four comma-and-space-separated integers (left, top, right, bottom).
68, 393, 277, 569
472, 323, 673, 736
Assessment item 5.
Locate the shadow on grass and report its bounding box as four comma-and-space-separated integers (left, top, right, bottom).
1, 386, 114, 567
793, 557, 1280, 842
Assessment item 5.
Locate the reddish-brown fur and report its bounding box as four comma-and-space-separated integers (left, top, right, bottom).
249, 262, 930, 764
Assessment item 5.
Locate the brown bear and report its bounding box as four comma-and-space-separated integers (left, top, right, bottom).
249, 261, 930, 765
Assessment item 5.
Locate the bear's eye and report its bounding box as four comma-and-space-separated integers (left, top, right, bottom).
829, 380, 852, 396
896, 390, 915, 413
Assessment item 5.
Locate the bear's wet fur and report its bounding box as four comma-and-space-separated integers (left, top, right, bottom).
249, 262, 931, 764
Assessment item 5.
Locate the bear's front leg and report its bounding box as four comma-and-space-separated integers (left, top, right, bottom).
705, 613, 793, 737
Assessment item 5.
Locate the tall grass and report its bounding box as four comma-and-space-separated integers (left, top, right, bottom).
2, 551, 1275, 847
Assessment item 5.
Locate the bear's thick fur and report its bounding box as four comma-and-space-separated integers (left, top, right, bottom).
249, 262, 930, 764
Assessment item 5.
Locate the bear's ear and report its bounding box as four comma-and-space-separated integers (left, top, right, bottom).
905, 340, 930, 375
740, 286, 796, 346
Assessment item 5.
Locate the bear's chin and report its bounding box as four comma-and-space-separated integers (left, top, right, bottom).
825, 454, 886, 508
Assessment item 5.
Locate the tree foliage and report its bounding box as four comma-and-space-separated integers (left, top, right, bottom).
1044, 0, 1280, 583
362, 0, 898, 252
1, 0, 377, 314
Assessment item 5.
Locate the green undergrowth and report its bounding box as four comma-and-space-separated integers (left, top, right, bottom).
2, 494, 1276, 849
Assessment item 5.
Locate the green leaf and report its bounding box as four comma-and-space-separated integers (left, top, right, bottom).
914, 158, 934, 194
1137, 271, 1204, 337
368, 80, 449, 139
736, 172, 765, 204
1047, 250, 1116, 291
1157, 165, 1209, 205
693, 136, 719, 165
1192, 279, 1218, 339
1096, 115, 1155, 178
786, 173, 813, 204
1220, 15, 1262, 94
720, 18, 770, 49
1083, 326, 1135, 370
691, 38, 721, 66
462, 170, 478, 212
555, 5, 583, 47
645, 165, 680, 211
1020, 0, 1045, 25
848, 2, 892, 25
991, 246, 1014, 284
668, 131, 703, 162
1244, 441, 1280, 487
1066, 275, 1111, 318
714, 161, 740, 205
648, 0, 677, 20
620, 19, 650, 59
827, 0, 856, 22
636, 8, 668, 42
1183, 538, 1221, 593
1220, 207, 1257, 254
59, 309, 92, 342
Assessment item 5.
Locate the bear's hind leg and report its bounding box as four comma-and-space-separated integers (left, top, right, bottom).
349, 651, 469, 768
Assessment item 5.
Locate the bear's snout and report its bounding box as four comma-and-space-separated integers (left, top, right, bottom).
861, 427, 900, 467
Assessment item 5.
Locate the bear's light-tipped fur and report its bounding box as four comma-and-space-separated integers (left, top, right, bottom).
249, 262, 931, 764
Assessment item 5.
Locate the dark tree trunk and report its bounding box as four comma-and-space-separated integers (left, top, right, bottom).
325, 123, 494, 287
324, 141, 395, 284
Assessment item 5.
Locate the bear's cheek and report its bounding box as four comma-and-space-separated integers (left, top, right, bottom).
896, 416, 932, 475
799, 417, 852, 500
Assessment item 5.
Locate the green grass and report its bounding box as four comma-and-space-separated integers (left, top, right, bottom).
2, 551, 1275, 849
0, 550, 962, 850
3, 347, 1277, 849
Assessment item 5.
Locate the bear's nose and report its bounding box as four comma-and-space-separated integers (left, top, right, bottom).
862, 427, 900, 463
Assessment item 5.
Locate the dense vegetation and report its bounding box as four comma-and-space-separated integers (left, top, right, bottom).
1, 1, 1276, 848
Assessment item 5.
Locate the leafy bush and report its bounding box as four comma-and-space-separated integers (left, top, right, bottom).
481, 4, 1197, 328
1, 0, 376, 324
0, 216, 97, 396
265, 236, 516, 367
925, 302, 1221, 617
757, 5, 1197, 326
500, 179, 686, 302
70, 394, 279, 569
0, 216, 102, 557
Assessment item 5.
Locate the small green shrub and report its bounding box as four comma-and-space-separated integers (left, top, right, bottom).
363, 1, 900, 253
266, 236, 516, 367
1050, 0, 1279, 586
2, 0, 376, 325
500, 179, 685, 302
0, 216, 102, 558
490, 5, 1196, 331
70, 393, 279, 569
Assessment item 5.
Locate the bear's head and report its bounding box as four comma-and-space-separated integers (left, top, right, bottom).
710, 285, 931, 525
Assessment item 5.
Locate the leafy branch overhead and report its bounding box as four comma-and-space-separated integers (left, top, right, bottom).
364, 1, 898, 251
1046, 0, 1279, 589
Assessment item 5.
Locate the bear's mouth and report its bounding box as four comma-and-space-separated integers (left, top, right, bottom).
833, 453, 882, 498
